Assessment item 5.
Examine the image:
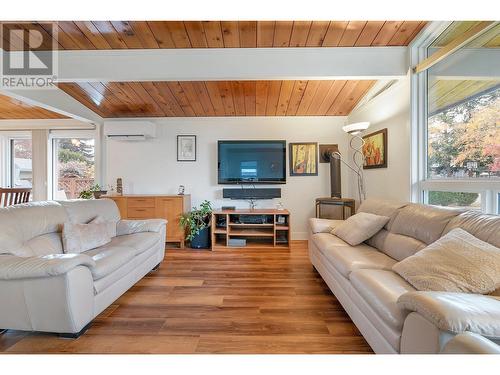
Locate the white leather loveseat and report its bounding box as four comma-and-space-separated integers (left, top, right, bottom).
309, 199, 500, 354
0, 199, 167, 337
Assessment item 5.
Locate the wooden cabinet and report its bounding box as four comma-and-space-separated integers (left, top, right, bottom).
103, 194, 191, 248
155, 197, 185, 244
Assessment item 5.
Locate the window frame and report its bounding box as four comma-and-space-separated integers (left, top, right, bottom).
410, 22, 500, 214
0, 131, 32, 188
49, 129, 99, 200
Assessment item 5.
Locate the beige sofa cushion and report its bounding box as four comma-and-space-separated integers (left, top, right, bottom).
332, 212, 390, 246
59, 199, 120, 237
367, 229, 427, 261
443, 211, 500, 248
350, 269, 415, 331
0, 201, 67, 257
309, 218, 343, 234
357, 198, 407, 230
398, 291, 500, 338
311, 233, 397, 278
391, 203, 462, 245
110, 232, 161, 256
85, 245, 135, 280
62, 217, 111, 254
393, 228, 500, 294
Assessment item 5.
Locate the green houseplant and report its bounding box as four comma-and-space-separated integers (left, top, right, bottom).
180, 200, 212, 249
78, 184, 107, 199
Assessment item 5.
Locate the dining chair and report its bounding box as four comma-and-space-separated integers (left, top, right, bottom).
0, 188, 32, 207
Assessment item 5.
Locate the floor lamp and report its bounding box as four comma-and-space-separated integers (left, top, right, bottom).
334, 122, 370, 203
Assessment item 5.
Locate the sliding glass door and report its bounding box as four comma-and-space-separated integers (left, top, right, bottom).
52, 138, 95, 200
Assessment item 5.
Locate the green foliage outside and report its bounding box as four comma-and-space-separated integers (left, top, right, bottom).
58, 148, 88, 164
428, 191, 479, 207
58, 139, 95, 178
180, 200, 213, 241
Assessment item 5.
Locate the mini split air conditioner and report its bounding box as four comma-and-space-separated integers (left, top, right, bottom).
104, 121, 156, 141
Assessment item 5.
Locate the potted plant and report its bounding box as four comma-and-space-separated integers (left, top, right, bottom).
180, 200, 212, 249
78, 184, 108, 199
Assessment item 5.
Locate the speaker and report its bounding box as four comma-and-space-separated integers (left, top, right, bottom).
223, 188, 281, 200
330, 156, 342, 198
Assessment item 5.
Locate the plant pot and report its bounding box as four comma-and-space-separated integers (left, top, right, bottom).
93, 190, 108, 199
190, 227, 211, 249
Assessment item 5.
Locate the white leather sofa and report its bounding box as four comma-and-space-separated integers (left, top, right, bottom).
0, 199, 167, 337
441, 332, 500, 354
309, 199, 500, 354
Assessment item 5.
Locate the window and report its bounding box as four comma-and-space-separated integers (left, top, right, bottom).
427, 88, 499, 180
412, 22, 500, 214
10, 138, 33, 188
52, 138, 95, 200
425, 191, 481, 210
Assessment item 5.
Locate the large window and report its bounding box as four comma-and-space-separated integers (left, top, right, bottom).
415, 22, 500, 213
52, 138, 95, 200
428, 87, 499, 180
10, 138, 33, 188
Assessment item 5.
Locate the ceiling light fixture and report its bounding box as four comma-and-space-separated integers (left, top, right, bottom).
342, 122, 370, 135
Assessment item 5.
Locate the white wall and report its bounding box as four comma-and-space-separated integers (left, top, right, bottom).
347, 76, 411, 203
105, 116, 349, 239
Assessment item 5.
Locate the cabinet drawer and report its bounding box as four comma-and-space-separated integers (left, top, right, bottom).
127, 197, 155, 208
127, 207, 156, 219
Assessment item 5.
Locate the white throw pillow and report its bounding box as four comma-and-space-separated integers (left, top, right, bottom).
331, 212, 390, 246
62, 216, 111, 254
393, 228, 500, 294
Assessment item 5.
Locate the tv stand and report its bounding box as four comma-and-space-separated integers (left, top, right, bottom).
211, 209, 290, 250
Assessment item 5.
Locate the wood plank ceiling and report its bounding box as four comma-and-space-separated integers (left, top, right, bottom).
1, 21, 426, 50
0, 21, 427, 119
0, 94, 67, 119
428, 80, 499, 115
58, 80, 375, 117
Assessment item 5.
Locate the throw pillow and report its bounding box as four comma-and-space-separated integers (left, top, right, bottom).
62, 217, 111, 254
331, 212, 390, 246
393, 228, 500, 294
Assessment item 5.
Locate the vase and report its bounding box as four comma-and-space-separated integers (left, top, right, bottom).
190, 227, 211, 249
93, 190, 108, 199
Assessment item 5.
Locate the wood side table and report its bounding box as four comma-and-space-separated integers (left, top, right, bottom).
315, 197, 355, 220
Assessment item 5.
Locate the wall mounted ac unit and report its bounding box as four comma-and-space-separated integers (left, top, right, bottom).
104, 121, 156, 141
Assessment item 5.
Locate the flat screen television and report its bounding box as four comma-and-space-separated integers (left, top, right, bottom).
218, 140, 286, 184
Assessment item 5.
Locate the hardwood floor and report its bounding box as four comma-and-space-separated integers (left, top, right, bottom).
0, 241, 372, 354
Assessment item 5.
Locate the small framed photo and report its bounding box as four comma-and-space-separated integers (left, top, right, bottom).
177, 135, 196, 162
289, 142, 318, 176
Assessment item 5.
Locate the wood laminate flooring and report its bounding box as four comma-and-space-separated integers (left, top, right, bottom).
0, 241, 372, 354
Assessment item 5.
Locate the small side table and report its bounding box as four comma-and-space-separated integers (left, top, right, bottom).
315, 197, 356, 220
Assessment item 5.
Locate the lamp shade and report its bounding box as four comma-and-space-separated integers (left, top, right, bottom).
342, 122, 370, 135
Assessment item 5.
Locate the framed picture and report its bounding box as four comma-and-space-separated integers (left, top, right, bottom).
362, 128, 387, 169
177, 135, 196, 162
289, 142, 318, 176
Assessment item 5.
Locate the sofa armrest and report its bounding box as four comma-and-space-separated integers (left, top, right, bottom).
0, 254, 96, 280
398, 291, 500, 338
116, 219, 167, 236
309, 218, 343, 234
441, 332, 500, 354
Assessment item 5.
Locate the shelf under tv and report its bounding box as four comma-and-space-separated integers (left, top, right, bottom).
211, 209, 291, 250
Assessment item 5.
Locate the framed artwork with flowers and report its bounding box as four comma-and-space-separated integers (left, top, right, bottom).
362, 128, 387, 169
